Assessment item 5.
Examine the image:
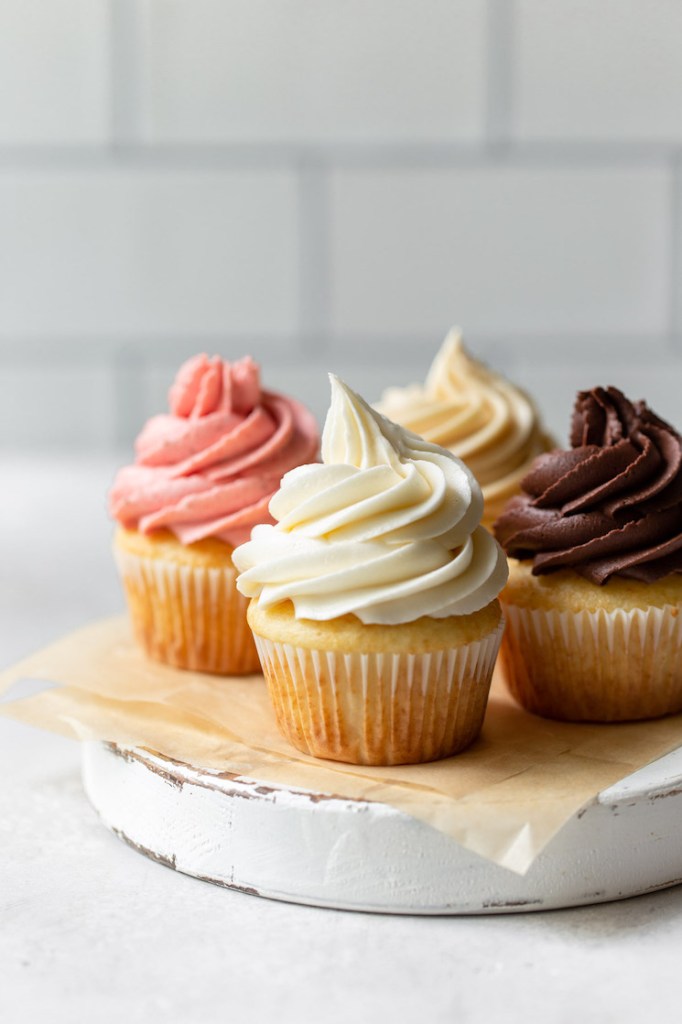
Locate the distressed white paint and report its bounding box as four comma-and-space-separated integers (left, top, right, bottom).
83, 742, 682, 915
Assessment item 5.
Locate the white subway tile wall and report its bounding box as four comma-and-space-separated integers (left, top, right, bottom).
0, 169, 299, 336
0, 0, 110, 145
1, 363, 116, 449
330, 165, 671, 336
1, 0, 681, 452
515, 0, 682, 142
137, 0, 488, 144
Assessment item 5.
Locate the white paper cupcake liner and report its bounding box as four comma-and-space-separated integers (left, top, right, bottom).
115, 548, 259, 675
253, 622, 504, 765
501, 601, 682, 722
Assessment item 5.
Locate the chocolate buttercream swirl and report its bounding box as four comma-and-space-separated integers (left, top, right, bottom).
494, 387, 682, 584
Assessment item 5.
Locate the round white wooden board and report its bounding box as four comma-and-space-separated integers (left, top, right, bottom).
82, 741, 682, 915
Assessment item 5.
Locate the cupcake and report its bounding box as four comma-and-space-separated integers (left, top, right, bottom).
109, 354, 319, 675
233, 375, 508, 765
494, 386, 682, 722
376, 327, 552, 527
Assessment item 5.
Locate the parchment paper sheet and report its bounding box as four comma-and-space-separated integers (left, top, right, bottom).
3, 616, 682, 875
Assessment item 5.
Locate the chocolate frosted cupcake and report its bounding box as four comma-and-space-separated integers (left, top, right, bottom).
494, 386, 682, 722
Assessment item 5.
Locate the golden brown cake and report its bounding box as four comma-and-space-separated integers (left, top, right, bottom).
248, 599, 502, 765
500, 560, 682, 721
114, 526, 257, 675
234, 376, 508, 765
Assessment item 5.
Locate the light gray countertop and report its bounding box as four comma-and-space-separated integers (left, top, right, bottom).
2, 455, 681, 1024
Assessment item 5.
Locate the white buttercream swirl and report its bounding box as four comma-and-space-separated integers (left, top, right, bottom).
376, 328, 552, 525
233, 376, 508, 625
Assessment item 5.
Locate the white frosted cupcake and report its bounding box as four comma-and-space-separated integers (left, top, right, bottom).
233, 376, 508, 766
376, 328, 552, 527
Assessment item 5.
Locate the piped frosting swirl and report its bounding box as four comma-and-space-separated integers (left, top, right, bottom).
233, 376, 508, 625
109, 354, 319, 547
494, 387, 682, 584
376, 329, 552, 524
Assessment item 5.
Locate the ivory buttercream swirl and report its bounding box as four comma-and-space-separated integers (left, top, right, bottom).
233, 376, 508, 625
376, 329, 551, 524
109, 354, 319, 547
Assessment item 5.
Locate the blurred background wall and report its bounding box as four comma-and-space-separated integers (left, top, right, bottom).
1, 0, 681, 452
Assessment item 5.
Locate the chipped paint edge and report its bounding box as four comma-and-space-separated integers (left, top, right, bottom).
84, 742, 682, 915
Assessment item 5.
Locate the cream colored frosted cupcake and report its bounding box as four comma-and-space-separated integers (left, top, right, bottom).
233, 376, 508, 765
109, 354, 319, 675
495, 386, 682, 722
376, 328, 552, 527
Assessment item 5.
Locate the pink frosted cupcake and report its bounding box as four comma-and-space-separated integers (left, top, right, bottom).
109, 354, 319, 675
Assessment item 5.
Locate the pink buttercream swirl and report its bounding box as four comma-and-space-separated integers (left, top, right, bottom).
109, 354, 320, 547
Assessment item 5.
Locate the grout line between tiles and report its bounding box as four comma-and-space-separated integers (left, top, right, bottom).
109, 0, 142, 147
484, 0, 515, 152
297, 159, 330, 356
2, 335, 681, 366
668, 156, 682, 347
112, 349, 146, 449
0, 143, 681, 173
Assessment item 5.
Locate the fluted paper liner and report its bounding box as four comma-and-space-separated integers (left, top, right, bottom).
254, 629, 502, 765
502, 603, 682, 722
115, 548, 260, 675
3, 616, 682, 874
